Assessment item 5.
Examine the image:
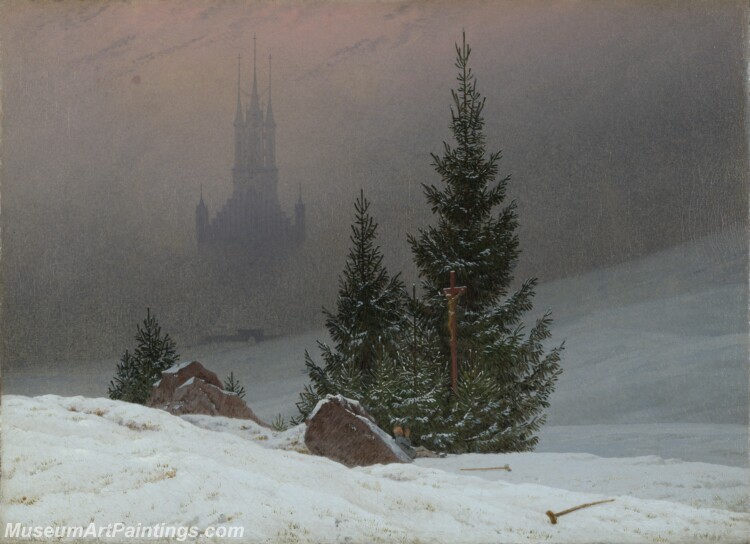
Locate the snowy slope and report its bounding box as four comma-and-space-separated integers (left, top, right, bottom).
182, 412, 750, 514
536, 422, 748, 468
2, 395, 748, 544
533, 226, 748, 426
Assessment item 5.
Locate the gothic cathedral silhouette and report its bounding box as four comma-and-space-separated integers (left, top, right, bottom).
196, 36, 305, 253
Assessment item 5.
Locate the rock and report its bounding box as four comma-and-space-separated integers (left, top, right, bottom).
304, 394, 412, 467
147, 361, 267, 426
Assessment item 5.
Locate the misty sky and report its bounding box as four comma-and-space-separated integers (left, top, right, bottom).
1, 1, 746, 366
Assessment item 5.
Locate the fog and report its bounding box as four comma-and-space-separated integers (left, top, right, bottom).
1, 1, 746, 370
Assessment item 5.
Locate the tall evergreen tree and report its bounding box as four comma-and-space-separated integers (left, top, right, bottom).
365, 286, 447, 445
108, 308, 179, 404
408, 33, 563, 452
294, 190, 406, 421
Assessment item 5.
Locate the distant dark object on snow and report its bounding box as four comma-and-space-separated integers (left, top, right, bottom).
304, 395, 413, 468
147, 361, 267, 426
201, 328, 276, 345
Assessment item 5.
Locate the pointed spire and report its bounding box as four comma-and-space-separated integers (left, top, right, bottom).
234, 53, 244, 126
295, 182, 306, 242
262, 51, 276, 169
253, 34, 257, 87
266, 53, 275, 126
250, 33, 261, 117
197, 184, 208, 211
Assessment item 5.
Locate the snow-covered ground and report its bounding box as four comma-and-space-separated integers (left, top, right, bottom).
533, 227, 747, 427
535, 422, 748, 468
2, 395, 748, 543
2, 228, 748, 541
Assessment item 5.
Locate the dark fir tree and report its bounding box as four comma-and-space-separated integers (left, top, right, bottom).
224, 372, 246, 399
294, 190, 406, 421
408, 33, 563, 452
365, 286, 447, 446
107, 350, 146, 404
108, 308, 179, 404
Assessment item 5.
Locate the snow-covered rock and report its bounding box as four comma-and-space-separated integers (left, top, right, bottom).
304, 394, 413, 467
147, 360, 266, 425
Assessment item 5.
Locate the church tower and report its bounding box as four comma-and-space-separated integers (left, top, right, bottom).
195, 37, 305, 254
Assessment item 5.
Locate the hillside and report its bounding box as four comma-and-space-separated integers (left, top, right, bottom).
535, 226, 747, 426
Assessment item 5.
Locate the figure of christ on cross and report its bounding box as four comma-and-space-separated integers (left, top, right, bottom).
443, 270, 467, 393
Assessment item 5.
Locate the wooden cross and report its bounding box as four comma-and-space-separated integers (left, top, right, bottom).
443, 270, 466, 392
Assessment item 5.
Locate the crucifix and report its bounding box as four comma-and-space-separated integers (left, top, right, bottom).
443, 270, 466, 393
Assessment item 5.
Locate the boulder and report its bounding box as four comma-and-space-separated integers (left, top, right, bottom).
147, 361, 267, 426
304, 394, 412, 467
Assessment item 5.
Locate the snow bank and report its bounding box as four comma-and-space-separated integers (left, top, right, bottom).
2, 395, 748, 543
416, 452, 749, 513
180, 413, 308, 453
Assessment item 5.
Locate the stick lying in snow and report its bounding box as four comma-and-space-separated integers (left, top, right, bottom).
545, 499, 615, 524
460, 464, 511, 472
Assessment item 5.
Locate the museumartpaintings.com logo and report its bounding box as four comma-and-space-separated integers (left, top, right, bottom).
5, 522, 245, 541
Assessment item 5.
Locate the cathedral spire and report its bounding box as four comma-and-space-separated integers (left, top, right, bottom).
234, 53, 244, 126
266, 53, 275, 126
250, 34, 261, 117
233, 53, 246, 177
264, 52, 277, 169
196, 184, 210, 245
246, 34, 263, 171
295, 182, 306, 242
